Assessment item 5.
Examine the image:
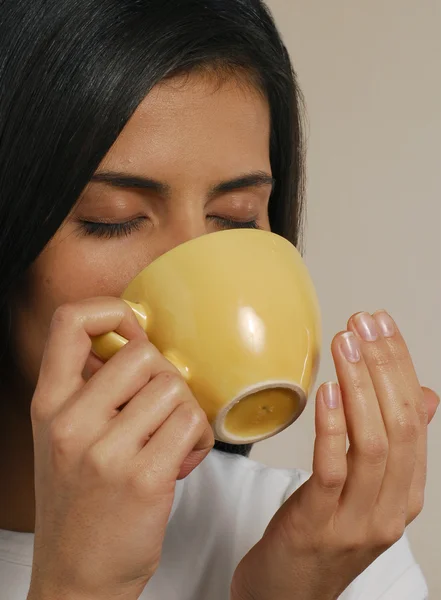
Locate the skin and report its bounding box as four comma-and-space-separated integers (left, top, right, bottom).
231, 317, 439, 599
0, 71, 272, 533
0, 71, 438, 600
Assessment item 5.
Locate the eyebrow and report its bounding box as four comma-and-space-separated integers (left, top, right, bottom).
90, 170, 275, 199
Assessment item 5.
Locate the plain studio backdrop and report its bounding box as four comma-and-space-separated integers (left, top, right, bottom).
251, 0, 441, 595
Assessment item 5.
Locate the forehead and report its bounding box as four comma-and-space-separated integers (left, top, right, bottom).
99, 71, 271, 179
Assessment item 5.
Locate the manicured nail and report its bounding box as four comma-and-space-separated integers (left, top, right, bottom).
373, 310, 396, 338
353, 312, 378, 342
321, 382, 340, 409
340, 332, 361, 363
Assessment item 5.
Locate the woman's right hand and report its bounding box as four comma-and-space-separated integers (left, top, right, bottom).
27, 297, 215, 600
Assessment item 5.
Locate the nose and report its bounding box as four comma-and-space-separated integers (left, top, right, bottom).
153, 210, 209, 260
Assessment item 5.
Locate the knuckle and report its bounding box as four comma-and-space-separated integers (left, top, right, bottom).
316, 466, 347, 491
371, 344, 408, 372
30, 393, 50, 424
176, 401, 207, 429
325, 420, 347, 437
129, 338, 156, 363
373, 519, 405, 549
358, 434, 389, 465
194, 408, 210, 430
391, 414, 419, 443
51, 303, 78, 328
31, 378, 60, 424
158, 371, 188, 397
408, 491, 425, 522
126, 467, 156, 499
49, 415, 75, 447
389, 342, 410, 365
48, 416, 79, 467
370, 348, 395, 370
84, 442, 112, 478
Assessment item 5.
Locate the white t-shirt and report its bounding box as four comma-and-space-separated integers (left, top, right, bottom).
0, 449, 428, 600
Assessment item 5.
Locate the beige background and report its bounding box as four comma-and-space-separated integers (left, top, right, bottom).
251, 0, 441, 595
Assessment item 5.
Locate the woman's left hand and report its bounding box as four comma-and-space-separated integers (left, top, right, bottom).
230, 310, 439, 600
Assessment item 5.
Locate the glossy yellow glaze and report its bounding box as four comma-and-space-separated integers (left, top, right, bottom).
91, 229, 321, 444
224, 388, 300, 438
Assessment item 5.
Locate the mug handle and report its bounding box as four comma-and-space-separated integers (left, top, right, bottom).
91, 300, 148, 362
91, 300, 191, 382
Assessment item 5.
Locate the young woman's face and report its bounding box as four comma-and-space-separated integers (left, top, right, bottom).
10, 72, 272, 387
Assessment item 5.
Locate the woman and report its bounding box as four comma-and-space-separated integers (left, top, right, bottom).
0, 1, 438, 599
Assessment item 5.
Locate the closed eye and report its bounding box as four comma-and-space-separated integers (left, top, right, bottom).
77, 217, 147, 239
76, 215, 260, 239
209, 216, 260, 230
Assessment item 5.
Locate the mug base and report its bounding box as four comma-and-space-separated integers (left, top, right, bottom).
213, 381, 307, 444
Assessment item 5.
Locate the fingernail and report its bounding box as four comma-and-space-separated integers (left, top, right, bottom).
373, 310, 396, 338
353, 312, 378, 342
321, 382, 340, 409
340, 332, 361, 363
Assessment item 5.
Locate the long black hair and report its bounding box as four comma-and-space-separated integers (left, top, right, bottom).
0, 0, 306, 458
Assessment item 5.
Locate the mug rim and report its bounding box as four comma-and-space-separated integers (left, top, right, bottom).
131, 228, 296, 279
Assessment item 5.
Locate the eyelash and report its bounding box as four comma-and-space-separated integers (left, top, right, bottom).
78, 216, 260, 239
212, 217, 259, 230
78, 218, 146, 239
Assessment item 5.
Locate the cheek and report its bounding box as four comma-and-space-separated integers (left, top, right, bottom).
35, 236, 147, 306
9, 241, 143, 387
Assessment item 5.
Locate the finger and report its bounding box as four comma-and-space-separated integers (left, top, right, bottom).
422, 386, 440, 424
93, 371, 198, 460
177, 445, 213, 480
348, 311, 420, 523
73, 337, 177, 416
404, 385, 439, 524
406, 387, 439, 524
55, 338, 180, 446
330, 328, 388, 517
35, 297, 146, 418
295, 382, 347, 525
135, 393, 214, 482
118, 367, 214, 479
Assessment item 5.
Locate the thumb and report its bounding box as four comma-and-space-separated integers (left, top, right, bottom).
422, 386, 440, 424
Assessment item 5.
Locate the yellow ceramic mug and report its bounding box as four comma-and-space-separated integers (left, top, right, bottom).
92, 229, 321, 444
